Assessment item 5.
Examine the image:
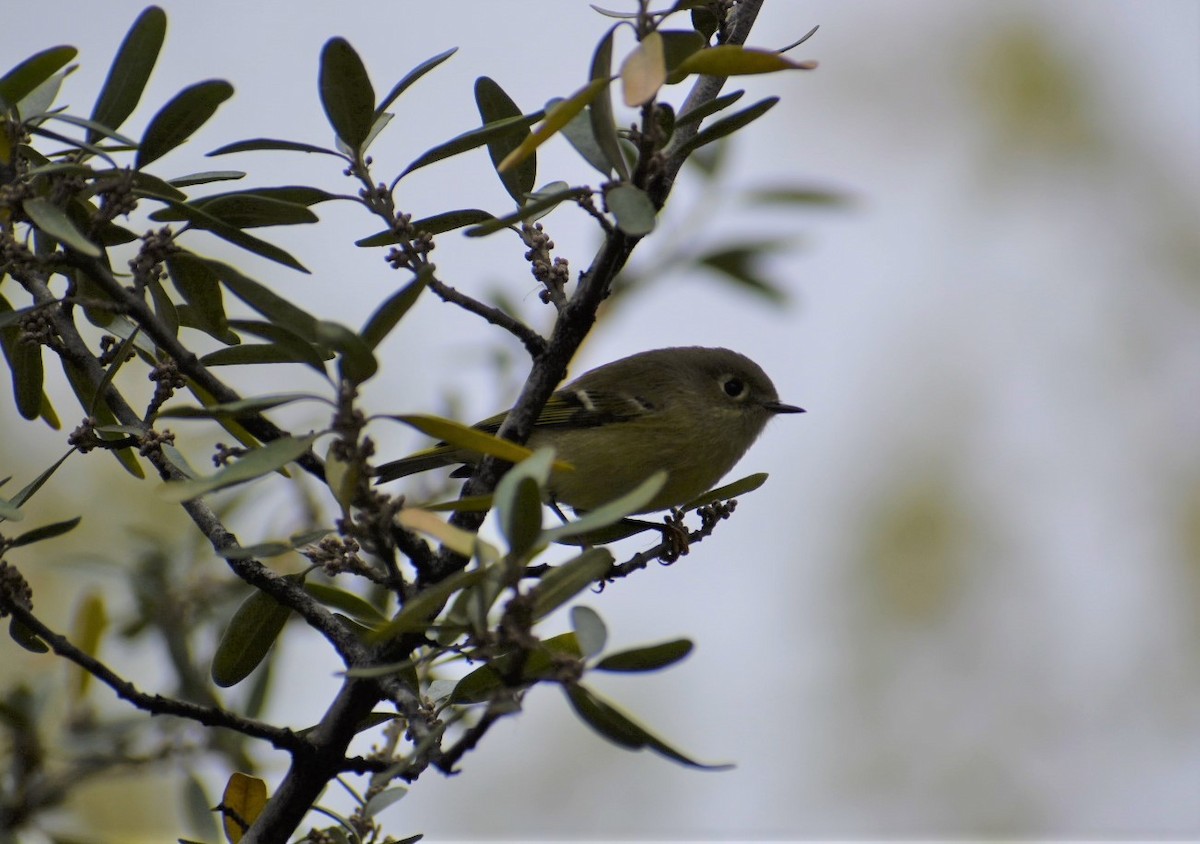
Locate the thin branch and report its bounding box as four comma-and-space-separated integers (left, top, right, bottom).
432, 698, 513, 775
17, 269, 363, 662
606, 501, 737, 580
57, 252, 328, 483
0, 599, 309, 754
426, 276, 547, 357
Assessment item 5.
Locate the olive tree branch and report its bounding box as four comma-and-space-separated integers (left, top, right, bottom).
57, 251, 328, 482
14, 266, 362, 662
352, 162, 547, 358
426, 275, 547, 357
0, 598, 309, 753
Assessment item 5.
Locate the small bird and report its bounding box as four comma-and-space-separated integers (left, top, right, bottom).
375, 346, 804, 513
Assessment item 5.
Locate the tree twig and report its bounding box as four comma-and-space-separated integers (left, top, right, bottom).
426, 276, 547, 357
0, 599, 310, 754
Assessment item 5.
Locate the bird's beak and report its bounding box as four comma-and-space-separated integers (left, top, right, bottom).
764, 401, 805, 414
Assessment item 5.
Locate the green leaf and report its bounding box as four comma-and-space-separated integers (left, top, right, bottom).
675, 89, 744, 128
361, 265, 433, 349
464, 185, 589, 237
39, 114, 137, 146
169, 170, 246, 187
60, 360, 144, 478
88, 327, 139, 417
148, 277, 179, 338
356, 209, 492, 246
181, 380, 263, 455
605, 183, 656, 235
661, 30, 708, 82
542, 471, 667, 543
199, 343, 317, 368
557, 100, 615, 177
417, 494, 495, 513
153, 200, 307, 271
498, 78, 608, 175
493, 448, 553, 558
17, 69, 71, 123
10, 515, 82, 547
0, 46, 77, 111
696, 241, 789, 303
400, 110, 544, 178
440, 559, 505, 641
211, 586, 293, 687
589, 26, 628, 180
375, 47, 457, 117
595, 638, 693, 672
8, 315, 44, 420
682, 471, 769, 511
452, 632, 583, 703
360, 111, 392, 155
383, 414, 567, 471
691, 3, 720, 39
368, 567, 485, 643
571, 605, 607, 658
673, 45, 818, 77
671, 96, 778, 160
745, 186, 850, 207
0, 498, 23, 522
89, 6, 167, 141
303, 581, 388, 625
159, 392, 323, 419
137, 79, 234, 168
9, 619, 48, 654
0, 294, 44, 422
151, 193, 320, 229
564, 682, 733, 769
315, 320, 377, 385
21, 197, 100, 256
319, 37, 375, 150
228, 319, 329, 374
207, 259, 318, 333
166, 254, 228, 338
119, 168, 189, 201
6, 450, 72, 511
158, 434, 317, 502
474, 77, 535, 204
208, 137, 344, 158
530, 547, 613, 621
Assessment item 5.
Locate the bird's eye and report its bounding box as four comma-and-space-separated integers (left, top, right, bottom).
722, 377, 746, 398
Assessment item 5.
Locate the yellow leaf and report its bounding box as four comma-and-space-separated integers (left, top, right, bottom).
70, 591, 107, 700
221, 772, 268, 844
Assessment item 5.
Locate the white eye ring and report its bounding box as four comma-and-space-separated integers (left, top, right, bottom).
721, 376, 746, 398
